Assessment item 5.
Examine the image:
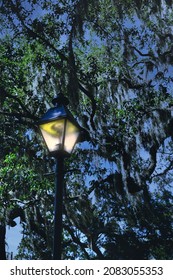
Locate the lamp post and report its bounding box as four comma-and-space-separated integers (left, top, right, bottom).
38, 94, 81, 260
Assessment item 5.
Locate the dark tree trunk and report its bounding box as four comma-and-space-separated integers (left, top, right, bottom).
0, 224, 6, 260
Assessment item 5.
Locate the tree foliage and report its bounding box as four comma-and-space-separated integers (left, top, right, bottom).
1, 0, 173, 259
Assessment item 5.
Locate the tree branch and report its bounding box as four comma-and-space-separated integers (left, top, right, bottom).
151, 159, 173, 180
63, 224, 90, 259
131, 46, 155, 57
4, 92, 37, 119
0, 110, 38, 121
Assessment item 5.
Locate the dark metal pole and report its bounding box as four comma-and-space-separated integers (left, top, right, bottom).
53, 155, 64, 260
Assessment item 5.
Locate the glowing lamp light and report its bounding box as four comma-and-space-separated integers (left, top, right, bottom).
38, 96, 80, 156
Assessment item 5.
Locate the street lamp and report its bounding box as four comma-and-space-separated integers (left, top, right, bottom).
38, 94, 81, 260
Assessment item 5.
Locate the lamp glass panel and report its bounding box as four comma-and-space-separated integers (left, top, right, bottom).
39, 119, 65, 152
64, 120, 80, 153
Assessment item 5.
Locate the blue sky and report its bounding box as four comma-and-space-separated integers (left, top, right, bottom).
6, 218, 22, 259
